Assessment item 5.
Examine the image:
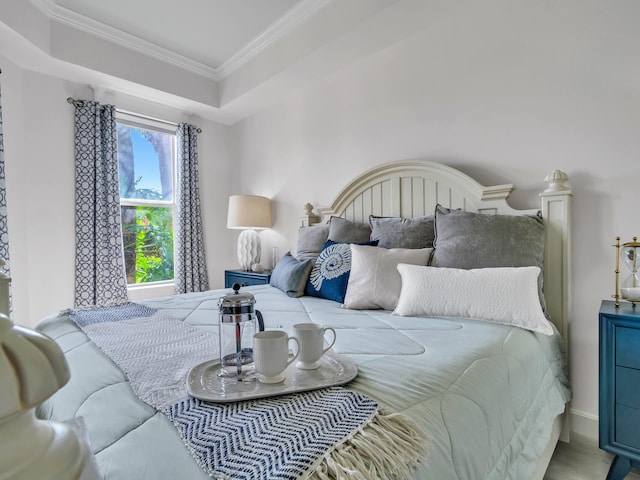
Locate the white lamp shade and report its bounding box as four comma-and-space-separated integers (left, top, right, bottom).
227, 195, 272, 230
227, 195, 272, 270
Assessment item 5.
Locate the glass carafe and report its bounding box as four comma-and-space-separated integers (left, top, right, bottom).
217, 283, 265, 379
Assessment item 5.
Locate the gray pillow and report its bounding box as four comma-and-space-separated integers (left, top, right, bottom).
328, 216, 371, 243
270, 252, 313, 297
296, 225, 329, 262
430, 204, 547, 314
369, 215, 435, 249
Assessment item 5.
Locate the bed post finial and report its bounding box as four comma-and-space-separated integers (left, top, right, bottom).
0, 315, 86, 479
301, 203, 321, 227
543, 170, 570, 193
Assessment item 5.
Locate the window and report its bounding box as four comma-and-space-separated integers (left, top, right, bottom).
116, 117, 176, 285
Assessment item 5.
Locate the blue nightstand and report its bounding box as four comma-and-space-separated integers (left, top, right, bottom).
224, 269, 271, 288
600, 300, 640, 479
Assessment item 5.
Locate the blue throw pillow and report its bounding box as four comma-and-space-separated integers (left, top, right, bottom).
305, 240, 378, 303
270, 252, 313, 297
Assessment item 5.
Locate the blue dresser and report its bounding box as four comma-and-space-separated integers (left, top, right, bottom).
600, 300, 640, 479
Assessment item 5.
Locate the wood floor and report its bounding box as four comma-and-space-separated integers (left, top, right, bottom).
544, 434, 640, 480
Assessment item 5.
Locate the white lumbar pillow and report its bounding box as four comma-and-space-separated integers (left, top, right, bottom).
393, 264, 553, 335
343, 245, 433, 310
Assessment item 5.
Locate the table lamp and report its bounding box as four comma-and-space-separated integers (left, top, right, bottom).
227, 195, 272, 271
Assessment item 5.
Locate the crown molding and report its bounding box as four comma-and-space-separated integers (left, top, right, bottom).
217, 0, 332, 79
30, 0, 218, 79
28, 0, 332, 82
30, 0, 56, 16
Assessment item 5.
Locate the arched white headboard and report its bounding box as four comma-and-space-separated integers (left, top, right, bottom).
305, 160, 572, 364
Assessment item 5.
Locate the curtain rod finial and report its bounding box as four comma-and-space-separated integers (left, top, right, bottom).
66, 97, 85, 107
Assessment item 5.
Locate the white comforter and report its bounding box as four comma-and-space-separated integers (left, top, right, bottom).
37, 285, 570, 480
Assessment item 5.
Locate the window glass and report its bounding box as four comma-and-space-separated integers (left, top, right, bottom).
117, 125, 173, 201
121, 206, 174, 284
117, 122, 175, 285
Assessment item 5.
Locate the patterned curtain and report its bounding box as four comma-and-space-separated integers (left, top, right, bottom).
0, 75, 11, 314
175, 123, 209, 294
0, 77, 10, 278
73, 101, 128, 307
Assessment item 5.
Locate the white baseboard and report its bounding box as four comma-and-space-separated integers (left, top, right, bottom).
570, 408, 599, 440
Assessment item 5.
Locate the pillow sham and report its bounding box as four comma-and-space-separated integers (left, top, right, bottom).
270, 252, 313, 297
369, 215, 435, 249
328, 216, 371, 243
306, 240, 378, 303
393, 264, 553, 335
343, 245, 433, 310
296, 225, 330, 263
430, 204, 547, 314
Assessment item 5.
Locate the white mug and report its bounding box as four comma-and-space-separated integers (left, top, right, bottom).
253, 330, 299, 384
293, 323, 336, 370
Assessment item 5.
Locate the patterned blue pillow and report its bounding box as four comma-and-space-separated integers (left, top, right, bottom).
305, 240, 378, 303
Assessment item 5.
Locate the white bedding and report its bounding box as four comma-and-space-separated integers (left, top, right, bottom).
36, 284, 571, 480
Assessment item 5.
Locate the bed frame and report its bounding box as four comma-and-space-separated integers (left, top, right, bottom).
0, 266, 88, 479
0, 160, 571, 479
302, 159, 572, 479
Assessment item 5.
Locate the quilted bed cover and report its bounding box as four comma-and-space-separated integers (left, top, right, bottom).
36, 285, 570, 480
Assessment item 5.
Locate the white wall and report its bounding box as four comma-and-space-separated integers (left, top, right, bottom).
0, 55, 237, 328
230, 2, 640, 436
2, 56, 87, 329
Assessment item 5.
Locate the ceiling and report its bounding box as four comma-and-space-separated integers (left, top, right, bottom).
2, 0, 640, 125
51, 0, 302, 70
39, 0, 304, 75
4, 0, 389, 123
1, 0, 513, 124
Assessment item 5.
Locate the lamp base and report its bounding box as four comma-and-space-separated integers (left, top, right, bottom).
237, 230, 261, 271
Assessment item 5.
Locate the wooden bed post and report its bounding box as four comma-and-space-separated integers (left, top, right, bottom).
0, 315, 86, 479
540, 170, 572, 443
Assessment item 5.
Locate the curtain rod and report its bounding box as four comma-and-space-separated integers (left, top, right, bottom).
66, 97, 202, 133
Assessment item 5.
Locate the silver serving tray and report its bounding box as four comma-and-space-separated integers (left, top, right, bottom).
186, 350, 358, 403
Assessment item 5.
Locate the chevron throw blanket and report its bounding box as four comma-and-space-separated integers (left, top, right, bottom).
70, 304, 428, 480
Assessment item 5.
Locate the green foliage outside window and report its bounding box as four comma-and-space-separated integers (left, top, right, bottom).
117, 123, 175, 285
122, 205, 174, 284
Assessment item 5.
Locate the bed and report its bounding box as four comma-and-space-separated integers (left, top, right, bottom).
22, 160, 571, 479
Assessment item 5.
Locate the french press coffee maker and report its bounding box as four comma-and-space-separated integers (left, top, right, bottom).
217, 283, 265, 379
